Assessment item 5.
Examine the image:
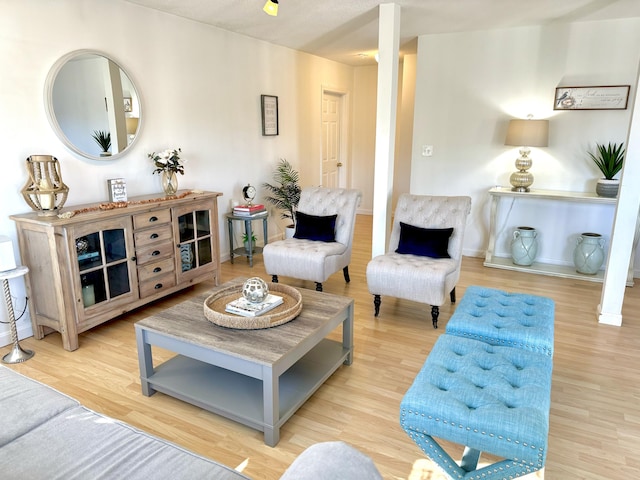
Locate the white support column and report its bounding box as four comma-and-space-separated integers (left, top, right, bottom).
371, 3, 401, 258
599, 63, 640, 326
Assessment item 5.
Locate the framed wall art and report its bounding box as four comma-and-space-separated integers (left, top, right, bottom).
123, 97, 133, 112
554, 85, 630, 110
261, 94, 279, 136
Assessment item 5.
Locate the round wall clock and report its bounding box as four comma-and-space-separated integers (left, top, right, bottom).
242, 184, 256, 205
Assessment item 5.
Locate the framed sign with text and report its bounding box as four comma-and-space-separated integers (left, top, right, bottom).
554, 85, 630, 110
107, 178, 127, 202
261, 95, 279, 136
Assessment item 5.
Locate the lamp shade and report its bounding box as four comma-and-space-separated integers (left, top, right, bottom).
126, 117, 139, 135
263, 0, 278, 16
505, 119, 549, 147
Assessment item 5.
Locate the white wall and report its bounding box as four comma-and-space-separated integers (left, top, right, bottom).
394, 54, 416, 208
350, 56, 415, 215
0, 0, 357, 345
351, 65, 378, 213
412, 19, 640, 270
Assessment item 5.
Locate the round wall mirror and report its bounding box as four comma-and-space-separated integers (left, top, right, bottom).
44, 50, 142, 161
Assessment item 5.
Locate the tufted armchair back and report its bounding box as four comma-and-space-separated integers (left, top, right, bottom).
388, 194, 471, 262
264, 186, 362, 289
297, 187, 362, 247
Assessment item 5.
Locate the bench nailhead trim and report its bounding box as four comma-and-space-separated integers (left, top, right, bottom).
402, 409, 545, 469
408, 430, 540, 480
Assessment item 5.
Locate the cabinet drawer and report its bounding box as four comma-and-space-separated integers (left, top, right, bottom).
139, 273, 176, 298
134, 224, 173, 248
133, 209, 171, 230
136, 241, 173, 265
137, 257, 175, 282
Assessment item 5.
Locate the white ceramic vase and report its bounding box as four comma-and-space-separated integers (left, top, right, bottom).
573, 232, 605, 274
511, 226, 538, 266
284, 226, 295, 239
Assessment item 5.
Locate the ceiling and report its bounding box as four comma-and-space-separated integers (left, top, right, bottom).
124, 0, 640, 65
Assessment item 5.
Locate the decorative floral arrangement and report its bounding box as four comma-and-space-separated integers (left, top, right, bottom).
148, 148, 185, 175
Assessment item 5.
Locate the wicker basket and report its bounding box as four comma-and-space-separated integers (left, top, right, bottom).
203, 282, 302, 329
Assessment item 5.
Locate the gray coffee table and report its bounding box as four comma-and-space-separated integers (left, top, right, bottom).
135, 278, 353, 447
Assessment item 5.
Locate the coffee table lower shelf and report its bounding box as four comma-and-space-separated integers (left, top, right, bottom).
140, 339, 349, 446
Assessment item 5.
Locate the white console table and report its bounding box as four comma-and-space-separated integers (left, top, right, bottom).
484, 187, 635, 285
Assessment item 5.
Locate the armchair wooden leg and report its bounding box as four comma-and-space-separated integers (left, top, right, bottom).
431, 305, 439, 329
373, 295, 381, 317
315, 282, 323, 292
343, 266, 350, 283
450, 287, 456, 303
272, 275, 278, 283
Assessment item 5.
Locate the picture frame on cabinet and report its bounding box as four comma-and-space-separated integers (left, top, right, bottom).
107, 178, 127, 202
554, 85, 630, 110
261, 95, 279, 136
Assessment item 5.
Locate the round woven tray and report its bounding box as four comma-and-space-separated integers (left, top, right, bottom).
203, 282, 302, 329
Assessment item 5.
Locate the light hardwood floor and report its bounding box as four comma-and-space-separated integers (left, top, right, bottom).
4, 214, 640, 479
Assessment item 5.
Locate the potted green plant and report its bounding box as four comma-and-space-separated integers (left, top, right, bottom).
92, 130, 111, 156
589, 142, 625, 198
242, 232, 258, 253
263, 158, 301, 237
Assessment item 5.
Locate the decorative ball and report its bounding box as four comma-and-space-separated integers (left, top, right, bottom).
242, 277, 269, 303
76, 237, 89, 255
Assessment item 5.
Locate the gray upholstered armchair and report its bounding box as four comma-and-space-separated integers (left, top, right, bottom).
263, 187, 361, 291
366, 194, 471, 328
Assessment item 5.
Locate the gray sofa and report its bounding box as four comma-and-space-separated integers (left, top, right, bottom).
0, 366, 382, 479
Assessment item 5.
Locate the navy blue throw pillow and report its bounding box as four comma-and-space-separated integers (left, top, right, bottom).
294, 211, 338, 242
395, 222, 453, 258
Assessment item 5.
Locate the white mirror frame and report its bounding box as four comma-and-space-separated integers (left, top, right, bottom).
44, 49, 142, 161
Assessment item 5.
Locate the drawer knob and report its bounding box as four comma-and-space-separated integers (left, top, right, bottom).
131, 256, 137, 262
152, 250, 160, 256
149, 216, 158, 222
154, 283, 163, 290
153, 267, 162, 273
150, 233, 159, 239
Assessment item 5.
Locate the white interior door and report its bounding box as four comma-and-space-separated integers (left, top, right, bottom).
321, 91, 344, 188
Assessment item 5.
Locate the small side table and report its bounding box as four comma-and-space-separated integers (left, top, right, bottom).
226, 210, 269, 267
1, 266, 34, 364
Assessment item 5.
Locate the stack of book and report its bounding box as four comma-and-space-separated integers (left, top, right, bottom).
225, 294, 284, 317
233, 204, 266, 216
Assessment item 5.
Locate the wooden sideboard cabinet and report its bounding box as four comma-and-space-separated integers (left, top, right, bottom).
10, 191, 221, 351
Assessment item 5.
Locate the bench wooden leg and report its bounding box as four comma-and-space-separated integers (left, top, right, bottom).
315, 282, 323, 292
373, 295, 381, 316
430, 305, 439, 328
271, 275, 278, 283
343, 266, 350, 283
450, 287, 456, 303
461, 446, 481, 472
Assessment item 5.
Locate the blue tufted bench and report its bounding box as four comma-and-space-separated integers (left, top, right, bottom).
446, 286, 555, 357
400, 286, 554, 480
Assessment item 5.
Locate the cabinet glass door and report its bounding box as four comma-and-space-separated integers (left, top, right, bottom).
173, 201, 216, 283
74, 219, 137, 310
177, 209, 212, 272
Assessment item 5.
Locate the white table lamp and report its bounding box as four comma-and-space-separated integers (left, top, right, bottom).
505, 116, 549, 192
